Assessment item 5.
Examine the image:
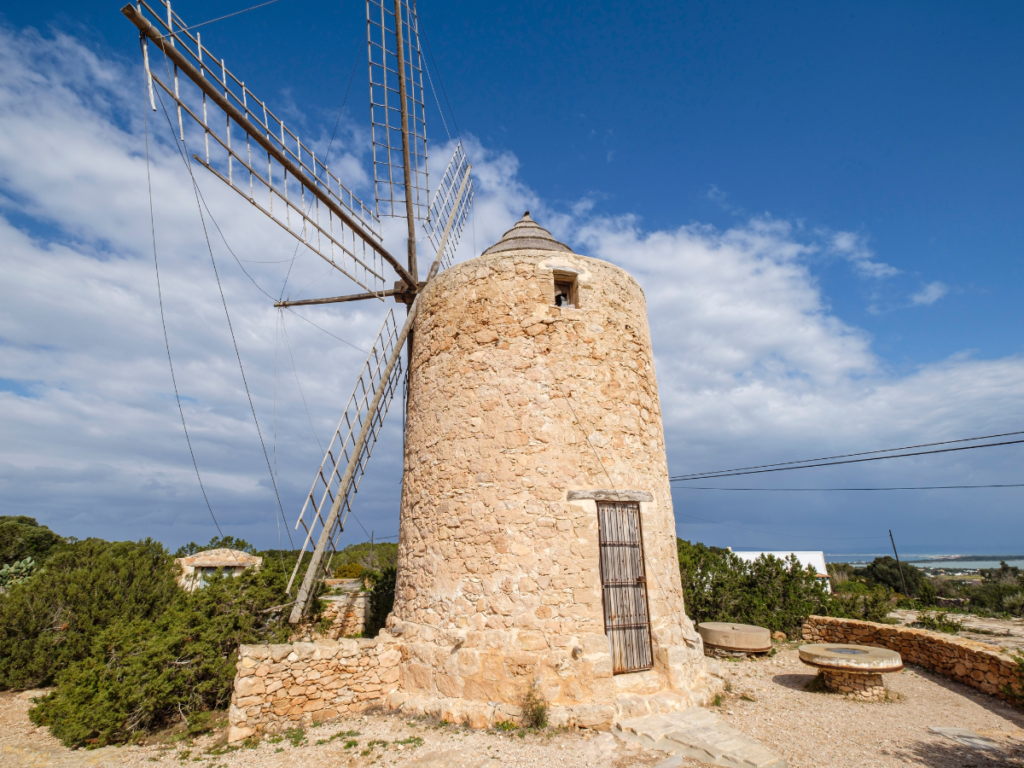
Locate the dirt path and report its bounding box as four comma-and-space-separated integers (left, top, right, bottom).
4, 646, 1024, 768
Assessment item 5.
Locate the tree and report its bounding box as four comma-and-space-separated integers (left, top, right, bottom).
174, 536, 257, 557
861, 556, 936, 603
0, 516, 63, 566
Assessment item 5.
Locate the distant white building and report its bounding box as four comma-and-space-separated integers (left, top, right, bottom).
731, 550, 831, 591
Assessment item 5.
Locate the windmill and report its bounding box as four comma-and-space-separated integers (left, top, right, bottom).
123, 0, 474, 624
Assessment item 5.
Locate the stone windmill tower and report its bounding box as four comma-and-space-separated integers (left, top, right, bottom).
124, 0, 714, 727
385, 214, 715, 727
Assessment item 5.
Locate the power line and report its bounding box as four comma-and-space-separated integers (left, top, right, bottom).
671, 437, 1024, 481
673, 483, 1024, 491
671, 429, 1024, 481
675, 512, 889, 541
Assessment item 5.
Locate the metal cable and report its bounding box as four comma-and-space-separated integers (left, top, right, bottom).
142, 67, 223, 539
154, 81, 294, 548
673, 483, 1024, 491
671, 429, 1024, 481
675, 512, 889, 541
671, 438, 1024, 482
168, 0, 290, 36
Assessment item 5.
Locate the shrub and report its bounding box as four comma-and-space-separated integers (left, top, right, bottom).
0, 538, 178, 690
826, 585, 895, 622
833, 580, 871, 595
911, 612, 963, 634
0, 516, 64, 566
364, 566, 396, 638
861, 557, 936, 604
28, 550, 296, 747
1003, 592, 1024, 617
333, 562, 365, 579
677, 540, 832, 637
520, 684, 548, 729
332, 541, 398, 573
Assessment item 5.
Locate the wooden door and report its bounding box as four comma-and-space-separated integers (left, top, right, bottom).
597, 500, 654, 674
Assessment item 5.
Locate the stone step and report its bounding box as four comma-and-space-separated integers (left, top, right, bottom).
613, 708, 788, 768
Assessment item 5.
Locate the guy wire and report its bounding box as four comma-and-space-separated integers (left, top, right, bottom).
154, 79, 294, 549
142, 63, 223, 539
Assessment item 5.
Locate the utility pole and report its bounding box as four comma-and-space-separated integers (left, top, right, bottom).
889, 529, 910, 597
370, 530, 375, 573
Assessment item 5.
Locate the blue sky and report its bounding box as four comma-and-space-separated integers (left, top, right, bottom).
0, 1, 1022, 554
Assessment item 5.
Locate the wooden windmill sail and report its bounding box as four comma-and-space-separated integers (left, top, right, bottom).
123, 0, 474, 623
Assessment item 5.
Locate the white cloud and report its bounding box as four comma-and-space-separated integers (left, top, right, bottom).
1, 25, 1022, 553
828, 231, 899, 278
911, 281, 949, 306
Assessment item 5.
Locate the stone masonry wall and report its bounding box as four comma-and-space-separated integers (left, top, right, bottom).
227, 634, 401, 743
320, 592, 369, 639
803, 615, 1023, 704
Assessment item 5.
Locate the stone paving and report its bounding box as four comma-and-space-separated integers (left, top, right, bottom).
613, 708, 787, 768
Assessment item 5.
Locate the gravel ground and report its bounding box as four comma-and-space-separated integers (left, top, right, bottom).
5, 646, 1024, 768
714, 645, 1024, 768
0, 690, 665, 768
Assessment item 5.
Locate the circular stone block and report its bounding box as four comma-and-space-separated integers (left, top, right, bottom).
798, 644, 903, 673
697, 622, 772, 653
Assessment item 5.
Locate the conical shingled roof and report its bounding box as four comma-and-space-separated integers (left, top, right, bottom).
481, 211, 573, 255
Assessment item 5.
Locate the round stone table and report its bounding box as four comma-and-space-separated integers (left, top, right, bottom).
698, 622, 772, 656
798, 644, 903, 700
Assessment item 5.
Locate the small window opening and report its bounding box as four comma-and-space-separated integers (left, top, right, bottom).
553, 272, 579, 308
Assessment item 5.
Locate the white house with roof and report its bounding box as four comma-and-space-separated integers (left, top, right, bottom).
174, 548, 262, 591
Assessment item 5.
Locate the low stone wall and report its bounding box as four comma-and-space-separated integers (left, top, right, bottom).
227, 634, 401, 743
803, 615, 1023, 704
321, 592, 369, 639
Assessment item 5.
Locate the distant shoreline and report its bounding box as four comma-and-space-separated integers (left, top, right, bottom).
909, 555, 1024, 564
826, 553, 1024, 564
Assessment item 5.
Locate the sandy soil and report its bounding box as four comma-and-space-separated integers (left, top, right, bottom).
715, 645, 1024, 768
4, 646, 1024, 768
0, 690, 665, 768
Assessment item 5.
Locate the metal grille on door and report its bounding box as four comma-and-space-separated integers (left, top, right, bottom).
597, 500, 654, 674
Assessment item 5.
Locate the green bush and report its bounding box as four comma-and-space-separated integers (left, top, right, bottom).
911, 611, 964, 634
0, 538, 178, 690
333, 562, 365, 579
861, 556, 936, 604
825, 585, 895, 622
832, 580, 871, 595
174, 536, 257, 557
0, 516, 64, 566
364, 566, 396, 638
27, 551, 297, 747
677, 540, 832, 637
332, 541, 398, 572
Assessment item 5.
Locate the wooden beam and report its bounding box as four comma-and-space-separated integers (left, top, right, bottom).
121, 4, 417, 290
275, 290, 399, 308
